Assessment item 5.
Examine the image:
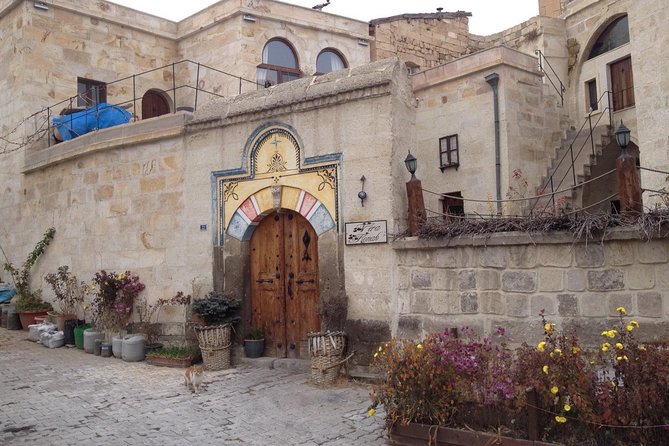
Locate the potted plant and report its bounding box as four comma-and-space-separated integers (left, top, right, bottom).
146, 345, 201, 368
190, 291, 240, 370
3, 227, 56, 330
134, 291, 191, 355
44, 265, 86, 333
90, 270, 145, 353
243, 326, 265, 358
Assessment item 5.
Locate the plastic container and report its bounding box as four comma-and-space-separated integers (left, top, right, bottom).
1, 304, 11, 328
28, 324, 42, 342
101, 342, 112, 357
74, 323, 91, 349
64, 319, 78, 345
6, 306, 21, 331
83, 329, 104, 354
121, 335, 146, 362
94, 339, 102, 356
112, 336, 123, 358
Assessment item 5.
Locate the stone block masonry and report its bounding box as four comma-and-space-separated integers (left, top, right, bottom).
394, 229, 669, 347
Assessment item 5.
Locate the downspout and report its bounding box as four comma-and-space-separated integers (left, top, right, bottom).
485, 73, 502, 215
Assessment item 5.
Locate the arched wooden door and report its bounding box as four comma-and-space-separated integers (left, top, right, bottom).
141, 90, 170, 119
250, 210, 320, 358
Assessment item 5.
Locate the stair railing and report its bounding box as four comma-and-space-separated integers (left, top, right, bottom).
535, 50, 566, 106
530, 91, 613, 215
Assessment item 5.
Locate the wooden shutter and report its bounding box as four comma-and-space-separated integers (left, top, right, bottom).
611, 57, 634, 111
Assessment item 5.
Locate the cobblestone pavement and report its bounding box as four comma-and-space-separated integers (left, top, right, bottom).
0, 329, 388, 445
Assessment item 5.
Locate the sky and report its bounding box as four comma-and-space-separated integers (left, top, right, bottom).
108, 0, 539, 36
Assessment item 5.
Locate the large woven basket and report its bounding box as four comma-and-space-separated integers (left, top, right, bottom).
307, 331, 346, 386
307, 331, 346, 357
193, 324, 232, 371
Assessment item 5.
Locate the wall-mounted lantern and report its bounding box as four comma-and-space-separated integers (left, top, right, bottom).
357, 176, 367, 206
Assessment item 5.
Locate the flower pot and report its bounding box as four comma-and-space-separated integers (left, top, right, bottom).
63, 319, 78, 345
83, 328, 104, 354
243, 339, 265, 358
100, 342, 112, 357
49, 312, 77, 332
74, 323, 91, 349
121, 335, 146, 362
146, 355, 198, 368
390, 423, 561, 446
112, 336, 123, 358
18, 310, 49, 331
144, 342, 164, 356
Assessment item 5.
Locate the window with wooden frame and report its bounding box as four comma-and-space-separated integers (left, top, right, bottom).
77, 77, 106, 107
439, 134, 459, 171
610, 57, 635, 111
257, 39, 302, 87
316, 48, 347, 75
441, 191, 464, 219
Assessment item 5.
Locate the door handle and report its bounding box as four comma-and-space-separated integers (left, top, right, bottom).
296, 279, 315, 285
256, 278, 273, 284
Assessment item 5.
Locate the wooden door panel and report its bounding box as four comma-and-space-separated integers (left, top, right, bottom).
284, 212, 320, 358
250, 213, 286, 357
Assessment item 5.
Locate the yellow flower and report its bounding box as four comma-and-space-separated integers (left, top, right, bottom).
609, 380, 616, 388
626, 325, 634, 331
542, 365, 549, 374
118, 272, 126, 280
83, 304, 89, 311
550, 386, 559, 395
374, 352, 378, 358
630, 320, 639, 328
368, 408, 376, 417
605, 330, 617, 339
564, 404, 571, 412
553, 348, 562, 356
616, 306, 627, 315
601, 342, 610, 352
571, 346, 580, 354
555, 416, 567, 423
416, 344, 423, 350
639, 345, 647, 351
538, 341, 546, 352
616, 355, 629, 361
544, 322, 556, 333
615, 343, 623, 350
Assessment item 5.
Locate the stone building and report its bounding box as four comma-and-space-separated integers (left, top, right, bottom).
0, 0, 667, 359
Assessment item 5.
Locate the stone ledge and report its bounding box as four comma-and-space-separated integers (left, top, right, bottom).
393, 227, 663, 251
23, 112, 192, 173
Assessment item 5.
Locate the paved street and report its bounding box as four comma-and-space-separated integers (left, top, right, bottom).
0, 329, 388, 445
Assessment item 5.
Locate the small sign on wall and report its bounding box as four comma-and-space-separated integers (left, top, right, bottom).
345, 220, 388, 245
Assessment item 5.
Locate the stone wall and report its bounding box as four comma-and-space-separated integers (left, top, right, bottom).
393, 230, 669, 348
370, 12, 472, 71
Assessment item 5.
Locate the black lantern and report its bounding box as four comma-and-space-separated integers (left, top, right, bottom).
615, 120, 631, 150
404, 150, 417, 180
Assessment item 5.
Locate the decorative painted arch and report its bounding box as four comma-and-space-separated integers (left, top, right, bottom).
213, 122, 341, 244
227, 186, 335, 241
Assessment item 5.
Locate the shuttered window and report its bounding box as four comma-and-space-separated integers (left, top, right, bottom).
610, 57, 635, 111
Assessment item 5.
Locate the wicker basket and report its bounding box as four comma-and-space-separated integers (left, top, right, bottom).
307, 331, 346, 357
307, 331, 346, 386
193, 324, 232, 371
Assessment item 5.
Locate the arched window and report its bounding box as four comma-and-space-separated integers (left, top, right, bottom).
316, 49, 347, 74
257, 39, 301, 87
588, 15, 629, 60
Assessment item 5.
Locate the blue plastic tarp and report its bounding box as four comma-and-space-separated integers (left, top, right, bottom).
0, 289, 16, 304
52, 102, 132, 142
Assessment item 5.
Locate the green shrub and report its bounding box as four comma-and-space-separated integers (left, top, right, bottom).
191, 291, 240, 326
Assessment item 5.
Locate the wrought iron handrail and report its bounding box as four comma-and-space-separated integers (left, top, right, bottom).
530, 91, 614, 215
28, 60, 263, 147
535, 50, 566, 106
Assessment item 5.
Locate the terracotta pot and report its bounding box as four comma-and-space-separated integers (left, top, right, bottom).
390, 423, 560, 446
18, 310, 49, 331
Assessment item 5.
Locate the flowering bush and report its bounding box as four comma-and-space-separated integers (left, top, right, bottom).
44, 265, 87, 317
370, 310, 669, 445
91, 270, 145, 332
369, 327, 518, 430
